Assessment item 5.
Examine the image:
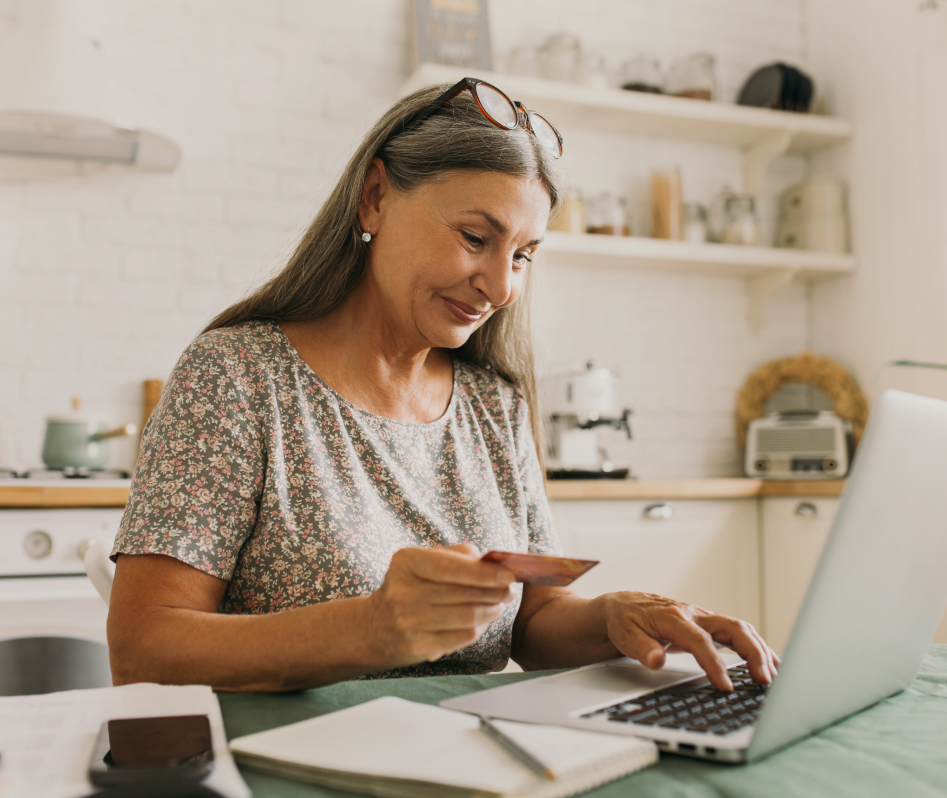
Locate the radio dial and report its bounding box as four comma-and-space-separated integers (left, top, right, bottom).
24, 530, 53, 559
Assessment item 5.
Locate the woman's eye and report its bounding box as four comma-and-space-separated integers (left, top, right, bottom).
513, 252, 533, 267
463, 232, 484, 247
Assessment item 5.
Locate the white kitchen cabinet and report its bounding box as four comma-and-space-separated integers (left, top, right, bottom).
762, 496, 947, 652
551, 499, 760, 629
761, 497, 838, 654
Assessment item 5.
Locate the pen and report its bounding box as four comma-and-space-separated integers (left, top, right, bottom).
478, 716, 555, 780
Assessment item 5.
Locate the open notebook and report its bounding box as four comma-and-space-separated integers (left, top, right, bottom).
229, 696, 657, 798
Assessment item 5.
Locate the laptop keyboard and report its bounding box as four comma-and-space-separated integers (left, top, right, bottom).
581, 664, 770, 736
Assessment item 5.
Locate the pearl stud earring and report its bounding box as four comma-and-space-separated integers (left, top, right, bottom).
362, 230, 372, 243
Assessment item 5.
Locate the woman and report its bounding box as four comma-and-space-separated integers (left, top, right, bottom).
108, 79, 777, 692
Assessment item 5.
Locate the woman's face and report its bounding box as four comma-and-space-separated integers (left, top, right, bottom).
360, 162, 551, 351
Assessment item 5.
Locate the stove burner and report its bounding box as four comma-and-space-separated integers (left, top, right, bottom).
0, 467, 131, 480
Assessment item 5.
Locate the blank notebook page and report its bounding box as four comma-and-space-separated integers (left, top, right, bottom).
228, 696, 657, 796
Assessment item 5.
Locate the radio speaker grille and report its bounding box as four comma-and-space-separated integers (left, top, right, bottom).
756, 426, 836, 453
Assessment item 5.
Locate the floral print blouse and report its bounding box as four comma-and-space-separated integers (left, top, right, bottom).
113, 320, 561, 677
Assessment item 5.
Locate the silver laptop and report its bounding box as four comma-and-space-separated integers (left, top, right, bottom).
443, 390, 947, 763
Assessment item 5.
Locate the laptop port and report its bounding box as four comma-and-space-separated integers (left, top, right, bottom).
679, 743, 697, 752
705, 747, 717, 755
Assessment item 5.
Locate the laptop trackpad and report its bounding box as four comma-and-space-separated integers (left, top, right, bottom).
550, 665, 695, 694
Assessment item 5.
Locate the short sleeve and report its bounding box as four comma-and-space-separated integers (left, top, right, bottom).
513, 392, 563, 557
112, 333, 267, 579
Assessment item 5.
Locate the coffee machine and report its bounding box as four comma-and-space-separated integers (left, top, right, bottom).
545, 362, 632, 479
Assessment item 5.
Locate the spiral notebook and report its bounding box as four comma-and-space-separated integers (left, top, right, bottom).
229, 696, 657, 798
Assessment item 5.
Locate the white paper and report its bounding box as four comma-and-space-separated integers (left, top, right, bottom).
0, 682, 250, 798
230, 696, 656, 795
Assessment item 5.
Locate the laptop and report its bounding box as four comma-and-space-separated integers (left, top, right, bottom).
443, 390, 947, 763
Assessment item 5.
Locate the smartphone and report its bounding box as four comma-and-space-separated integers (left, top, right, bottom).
88, 714, 214, 788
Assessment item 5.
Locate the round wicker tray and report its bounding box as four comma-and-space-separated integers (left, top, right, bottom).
736, 352, 869, 446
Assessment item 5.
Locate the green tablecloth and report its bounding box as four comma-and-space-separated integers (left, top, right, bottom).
220, 645, 947, 798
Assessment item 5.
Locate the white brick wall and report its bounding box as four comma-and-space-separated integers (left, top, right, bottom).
0, 0, 810, 477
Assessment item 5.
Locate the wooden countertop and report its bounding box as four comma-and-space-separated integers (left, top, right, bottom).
545, 478, 846, 500
0, 478, 845, 508
0, 481, 133, 508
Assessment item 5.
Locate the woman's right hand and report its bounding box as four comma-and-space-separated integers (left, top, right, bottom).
363, 543, 517, 668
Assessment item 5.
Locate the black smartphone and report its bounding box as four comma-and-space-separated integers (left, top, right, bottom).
88, 715, 214, 788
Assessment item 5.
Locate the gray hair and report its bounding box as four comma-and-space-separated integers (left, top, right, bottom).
205, 83, 566, 463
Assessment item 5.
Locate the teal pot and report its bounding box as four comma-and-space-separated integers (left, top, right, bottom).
41, 417, 137, 471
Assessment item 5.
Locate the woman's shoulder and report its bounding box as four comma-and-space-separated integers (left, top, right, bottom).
455, 359, 527, 417
168, 320, 291, 404
186, 320, 283, 361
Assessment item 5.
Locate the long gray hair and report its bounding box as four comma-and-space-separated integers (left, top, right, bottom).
205, 83, 565, 461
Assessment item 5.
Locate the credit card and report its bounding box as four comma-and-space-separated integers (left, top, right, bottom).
480, 551, 600, 587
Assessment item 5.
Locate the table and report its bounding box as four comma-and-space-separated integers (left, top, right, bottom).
219, 645, 947, 798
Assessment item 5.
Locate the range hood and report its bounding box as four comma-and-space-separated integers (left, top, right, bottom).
0, 110, 179, 170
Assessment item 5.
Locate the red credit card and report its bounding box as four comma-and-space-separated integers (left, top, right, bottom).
481, 551, 600, 587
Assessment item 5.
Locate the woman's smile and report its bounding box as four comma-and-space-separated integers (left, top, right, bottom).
441, 296, 488, 324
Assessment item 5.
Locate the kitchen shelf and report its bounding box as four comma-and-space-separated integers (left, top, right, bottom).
542, 232, 854, 279
400, 64, 852, 193
400, 65, 855, 329
541, 232, 854, 330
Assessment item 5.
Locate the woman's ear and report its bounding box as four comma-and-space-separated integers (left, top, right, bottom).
358, 157, 390, 235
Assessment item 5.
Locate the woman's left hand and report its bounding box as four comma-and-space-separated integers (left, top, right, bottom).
601, 591, 779, 691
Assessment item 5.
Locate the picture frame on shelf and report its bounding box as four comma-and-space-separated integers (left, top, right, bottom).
409, 0, 493, 71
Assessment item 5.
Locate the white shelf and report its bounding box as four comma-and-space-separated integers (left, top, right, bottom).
399, 64, 855, 330
400, 64, 852, 153
541, 232, 855, 280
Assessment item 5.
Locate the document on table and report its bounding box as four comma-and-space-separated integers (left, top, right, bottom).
0, 682, 250, 798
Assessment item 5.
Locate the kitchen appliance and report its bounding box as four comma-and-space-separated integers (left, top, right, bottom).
0, 501, 127, 695
1, 468, 131, 479
744, 410, 851, 479
42, 398, 136, 471
545, 363, 632, 479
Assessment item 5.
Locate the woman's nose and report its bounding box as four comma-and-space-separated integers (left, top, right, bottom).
471, 253, 515, 308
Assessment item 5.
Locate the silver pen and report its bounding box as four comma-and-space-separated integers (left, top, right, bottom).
478, 716, 555, 780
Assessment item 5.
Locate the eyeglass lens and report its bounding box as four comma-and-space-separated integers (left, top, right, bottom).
473, 83, 518, 129
529, 113, 562, 156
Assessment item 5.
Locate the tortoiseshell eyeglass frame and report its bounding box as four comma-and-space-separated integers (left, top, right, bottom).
401, 77, 564, 158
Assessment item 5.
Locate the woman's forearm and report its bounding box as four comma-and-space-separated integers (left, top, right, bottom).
109, 595, 383, 692
108, 546, 516, 692
511, 590, 620, 671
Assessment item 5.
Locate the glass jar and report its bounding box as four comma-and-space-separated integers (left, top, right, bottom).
723, 195, 760, 245
683, 204, 709, 243
666, 52, 716, 101
538, 33, 581, 82
586, 193, 630, 236
573, 53, 608, 88
619, 56, 664, 94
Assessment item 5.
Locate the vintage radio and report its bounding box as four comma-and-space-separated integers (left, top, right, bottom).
745, 410, 851, 480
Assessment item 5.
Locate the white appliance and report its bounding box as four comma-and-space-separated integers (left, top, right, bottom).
545, 363, 632, 476
744, 410, 851, 479
443, 391, 947, 763
0, 504, 125, 695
